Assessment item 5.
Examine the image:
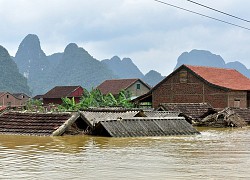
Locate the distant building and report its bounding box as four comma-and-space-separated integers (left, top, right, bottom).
33, 95, 43, 101
96, 78, 151, 99
13, 93, 30, 106
43, 86, 84, 105
0, 92, 25, 107
134, 65, 250, 109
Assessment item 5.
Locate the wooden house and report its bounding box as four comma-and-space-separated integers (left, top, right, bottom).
43, 86, 84, 105
96, 79, 151, 99
134, 65, 250, 109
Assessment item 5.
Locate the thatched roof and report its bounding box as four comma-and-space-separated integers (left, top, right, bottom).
93, 117, 200, 137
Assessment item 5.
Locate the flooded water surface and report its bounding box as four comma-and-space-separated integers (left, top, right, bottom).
1, 127, 250, 179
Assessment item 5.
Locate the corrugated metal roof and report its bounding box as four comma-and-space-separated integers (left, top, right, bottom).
80, 110, 143, 128
144, 111, 180, 117
93, 117, 200, 137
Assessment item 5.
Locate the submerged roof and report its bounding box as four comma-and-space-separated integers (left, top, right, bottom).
143, 111, 180, 117
0, 111, 75, 136
93, 117, 200, 137
43, 86, 83, 98
97, 79, 150, 95
80, 109, 143, 128
185, 65, 250, 90
158, 103, 214, 120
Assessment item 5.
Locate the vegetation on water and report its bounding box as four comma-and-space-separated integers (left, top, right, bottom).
58, 89, 133, 111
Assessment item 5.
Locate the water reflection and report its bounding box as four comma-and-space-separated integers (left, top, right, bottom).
1, 127, 250, 179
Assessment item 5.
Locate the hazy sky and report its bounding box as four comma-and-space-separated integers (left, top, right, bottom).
1, 0, 250, 75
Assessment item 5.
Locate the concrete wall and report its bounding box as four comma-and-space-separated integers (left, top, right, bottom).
127, 80, 150, 97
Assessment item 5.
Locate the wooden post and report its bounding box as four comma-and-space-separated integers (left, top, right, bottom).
52, 112, 80, 136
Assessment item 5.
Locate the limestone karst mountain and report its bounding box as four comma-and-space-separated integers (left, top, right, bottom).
175, 49, 250, 78
0, 45, 30, 95
102, 56, 144, 79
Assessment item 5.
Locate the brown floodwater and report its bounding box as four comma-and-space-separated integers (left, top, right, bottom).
1, 127, 250, 180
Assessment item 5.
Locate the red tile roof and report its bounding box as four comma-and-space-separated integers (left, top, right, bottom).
0, 92, 7, 97
43, 86, 82, 98
186, 65, 250, 90
97, 79, 148, 95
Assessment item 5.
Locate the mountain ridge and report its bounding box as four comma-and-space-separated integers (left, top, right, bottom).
12, 34, 165, 95
175, 49, 250, 78
0, 45, 31, 95
3, 34, 250, 96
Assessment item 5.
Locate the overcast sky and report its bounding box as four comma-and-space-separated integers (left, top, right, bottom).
1, 0, 250, 75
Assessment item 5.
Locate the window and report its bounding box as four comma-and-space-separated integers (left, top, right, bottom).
6, 95, 9, 98
180, 70, 188, 83
234, 99, 240, 108
136, 84, 141, 90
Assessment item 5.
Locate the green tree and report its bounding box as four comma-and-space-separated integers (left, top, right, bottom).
58, 88, 134, 111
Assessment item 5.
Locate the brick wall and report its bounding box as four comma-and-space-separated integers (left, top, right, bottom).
0, 93, 22, 107
152, 67, 248, 108
228, 91, 247, 108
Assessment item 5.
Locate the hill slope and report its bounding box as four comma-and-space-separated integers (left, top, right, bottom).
0, 45, 31, 95
102, 56, 144, 79
47, 43, 117, 90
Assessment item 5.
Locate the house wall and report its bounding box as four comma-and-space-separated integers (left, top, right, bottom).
228, 91, 247, 108
248, 92, 250, 108
16, 94, 30, 106
127, 80, 150, 97
43, 97, 81, 105
69, 87, 84, 97
0, 93, 22, 107
43, 98, 63, 105
152, 67, 247, 109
